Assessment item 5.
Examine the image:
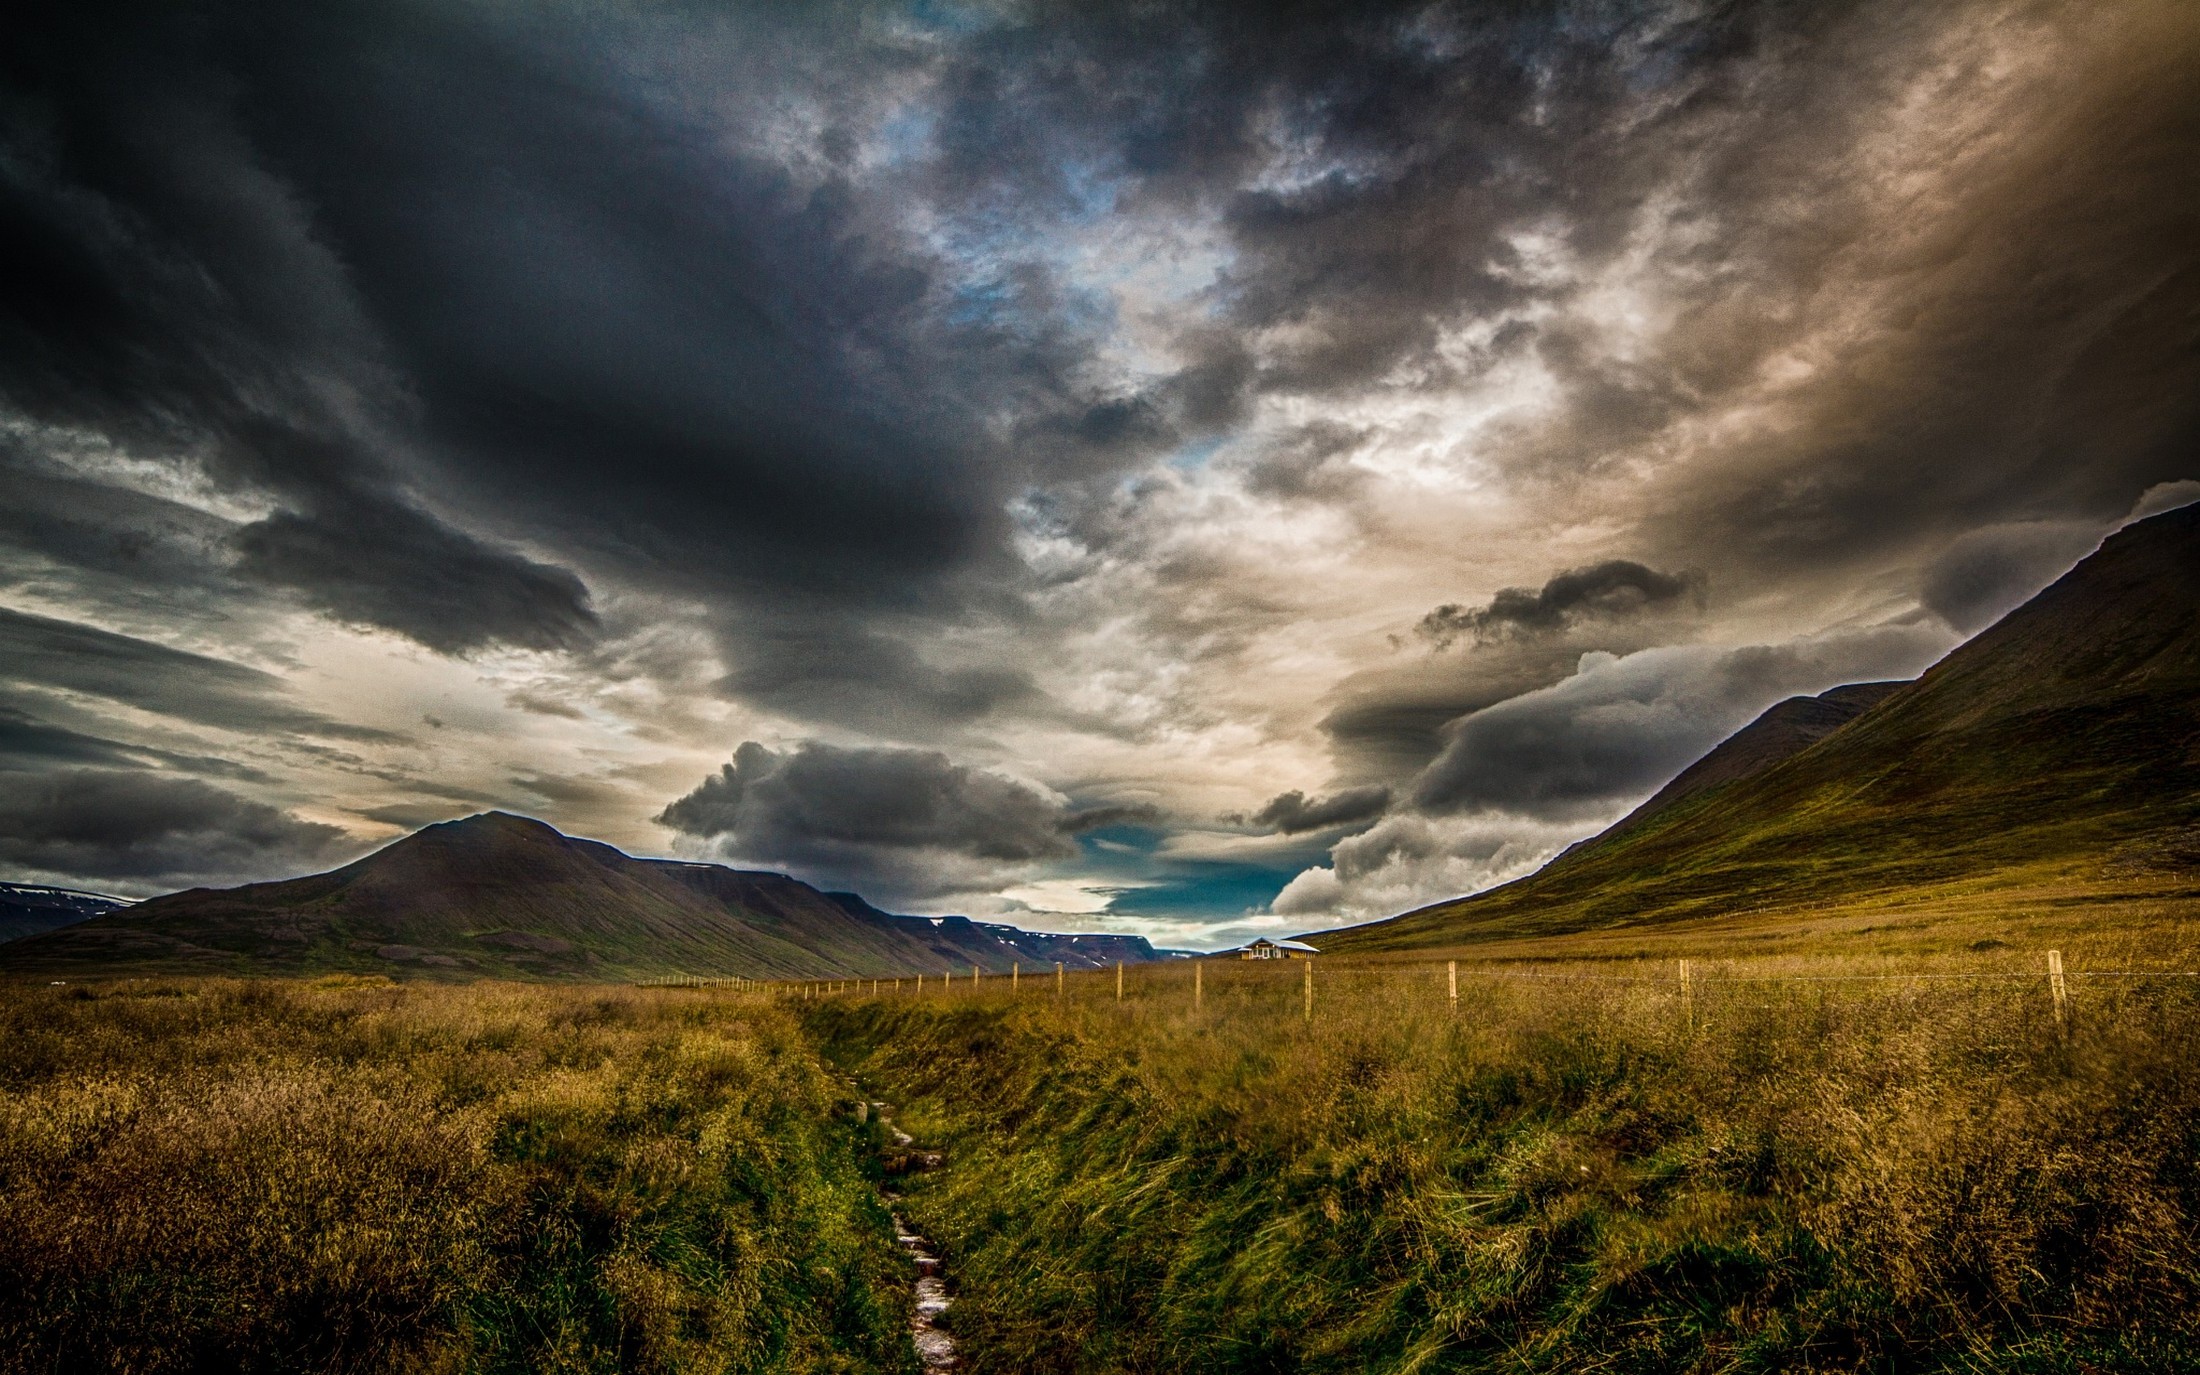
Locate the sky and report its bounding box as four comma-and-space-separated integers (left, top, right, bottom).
2, 0, 2196, 948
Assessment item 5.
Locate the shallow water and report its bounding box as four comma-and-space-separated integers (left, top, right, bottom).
876, 1104, 958, 1370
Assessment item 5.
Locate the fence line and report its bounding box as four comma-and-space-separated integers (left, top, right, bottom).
635, 955, 2191, 1051
639, 962, 2200, 992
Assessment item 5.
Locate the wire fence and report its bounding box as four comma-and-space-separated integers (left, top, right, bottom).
640, 951, 2200, 1020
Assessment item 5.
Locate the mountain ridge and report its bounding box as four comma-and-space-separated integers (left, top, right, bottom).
0, 811, 1167, 980
0, 882, 131, 945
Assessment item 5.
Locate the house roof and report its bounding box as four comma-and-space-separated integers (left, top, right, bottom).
1240, 937, 1319, 953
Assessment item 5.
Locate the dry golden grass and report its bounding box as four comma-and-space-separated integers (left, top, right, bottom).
0, 978, 914, 1375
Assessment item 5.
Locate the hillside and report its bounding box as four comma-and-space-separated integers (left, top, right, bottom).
0, 883, 128, 944
1320, 501, 2200, 953
0, 812, 1163, 980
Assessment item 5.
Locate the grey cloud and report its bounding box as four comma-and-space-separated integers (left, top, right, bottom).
1238, 421, 1372, 501
716, 614, 1039, 736
0, 606, 394, 742
659, 739, 1138, 902
1410, 630, 1950, 819
1920, 521, 2109, 635
355, 802, 470, 830
0, 767, 353, 890
0, 455, 235, 599
0, 704, 266, 780
1251, 785, 1391, 835
1318, 635, 1645, 784
2128, 481, 2200, 523
1272, 811, 1582, 922
0, 708, 149, 769
1417, 561, 1705, 650
0, 6, 607, 658
1063, 803, 1163, 834
662, 741, 1084, 862
233, 503, 596, 655
1607, 7, 2200, 581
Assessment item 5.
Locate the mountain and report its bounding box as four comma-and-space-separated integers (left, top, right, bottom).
1319, 501, 2200, 953
0, 883, 130, 944
0, 812, 1165, 980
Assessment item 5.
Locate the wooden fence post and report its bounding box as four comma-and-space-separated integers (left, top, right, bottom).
1194, 960, 1203, 1015
972, 964, 980, 987
1679, 959, 1693, 1034
1012, 961, 1019, 991
1303, 957, 1312, 1024
1116, 960, 1124, 1002
1448, 959, 1458, 1012
2048, 949, 2068, 1032
1056, 961, 1065, 1001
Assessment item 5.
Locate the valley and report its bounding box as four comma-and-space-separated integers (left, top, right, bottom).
3, 507, 2195, 1373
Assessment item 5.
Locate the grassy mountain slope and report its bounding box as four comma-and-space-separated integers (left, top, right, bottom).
0, 812, 1162, 980
1574, 679, 1907, 855
1322, 501, 2200, 953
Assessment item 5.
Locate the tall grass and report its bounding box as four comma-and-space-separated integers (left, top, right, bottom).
813, 956, 2200, 1373
0, 978, 916, 1374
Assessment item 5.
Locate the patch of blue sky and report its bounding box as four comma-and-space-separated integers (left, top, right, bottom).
1052, 155, 1124, 227
1104, 860, 1299, 922
898, 0, 997, 39
873, 106, 938, 170
943, 276, 1021, 329
1166, 435, 1227, 475
1073, 824, 1165, 872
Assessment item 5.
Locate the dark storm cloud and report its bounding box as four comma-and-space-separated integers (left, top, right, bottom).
0, 768, 352, 888
661, 740, 1129, 862
1318, 635, 1650, 785
0, 1, 599, 656
10, 0, 2194, 727
1417, 562, 1704, 650
233, 506, 596, 655
659, 740, 1155, 901
0, 453, 233, 598
1575, 4, 2200, 578
0, 606, 393, 741
218, 2, 1044, 593
1251, 785, 1391, 835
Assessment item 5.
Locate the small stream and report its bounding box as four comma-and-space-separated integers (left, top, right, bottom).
862, 1096, 957, 1370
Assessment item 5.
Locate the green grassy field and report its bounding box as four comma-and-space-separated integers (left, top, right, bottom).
0, 978, 915, 1374
812, 948, 2200, 1373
